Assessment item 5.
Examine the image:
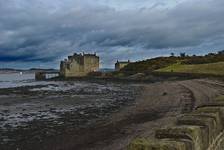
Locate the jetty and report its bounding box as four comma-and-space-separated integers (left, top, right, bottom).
35, 71, 59, 80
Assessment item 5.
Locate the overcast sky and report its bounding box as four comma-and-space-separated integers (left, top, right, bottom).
0, 0, 224, 69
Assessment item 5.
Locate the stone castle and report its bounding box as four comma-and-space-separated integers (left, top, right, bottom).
60, 53, 99, 77
115, 60, 130, 71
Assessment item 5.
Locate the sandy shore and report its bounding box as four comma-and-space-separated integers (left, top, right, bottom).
66, 79, 224, 150
1, 79, 224, 150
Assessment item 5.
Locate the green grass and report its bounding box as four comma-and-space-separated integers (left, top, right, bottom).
156, 62, 224, 75
215, 95, 224, 101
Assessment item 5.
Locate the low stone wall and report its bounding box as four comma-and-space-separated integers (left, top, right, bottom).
35, 72, 59, 80
128, 99, 224, 150
35, 72, 46, 80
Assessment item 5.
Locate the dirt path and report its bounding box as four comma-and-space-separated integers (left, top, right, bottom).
74, 79, 224, 150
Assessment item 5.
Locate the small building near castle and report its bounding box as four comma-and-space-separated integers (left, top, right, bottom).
60, 53, 99, 77
115, 60, 130, 71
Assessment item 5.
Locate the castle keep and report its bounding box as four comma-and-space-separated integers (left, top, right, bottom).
60, 53, 99, 77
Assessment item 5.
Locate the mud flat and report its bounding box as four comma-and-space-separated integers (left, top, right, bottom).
1, 79, 224, 150
0, 81, 142, 150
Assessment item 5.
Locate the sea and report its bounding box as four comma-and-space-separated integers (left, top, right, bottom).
0, 72, 63, 89
0, 72, 37, 88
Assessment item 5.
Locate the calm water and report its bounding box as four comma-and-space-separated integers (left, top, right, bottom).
0, 73, 50, 88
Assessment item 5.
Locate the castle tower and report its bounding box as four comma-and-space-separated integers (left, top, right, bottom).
60, 52, 99, 77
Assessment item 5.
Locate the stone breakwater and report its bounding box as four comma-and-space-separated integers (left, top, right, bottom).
128, 98, 224, 150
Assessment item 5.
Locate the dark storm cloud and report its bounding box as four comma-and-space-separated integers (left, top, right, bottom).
0, 0, 224, 67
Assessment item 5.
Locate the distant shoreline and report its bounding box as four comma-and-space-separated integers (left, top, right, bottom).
0, 68, 58, 73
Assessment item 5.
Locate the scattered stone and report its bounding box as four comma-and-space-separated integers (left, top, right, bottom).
2, 110, 10, 113
162, 92, 167, 96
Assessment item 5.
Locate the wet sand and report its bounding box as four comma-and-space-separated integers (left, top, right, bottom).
1, 79, 224, 150
0, 81, 142, 150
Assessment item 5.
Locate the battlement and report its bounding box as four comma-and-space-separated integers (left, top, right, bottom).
60, 52, 99, 77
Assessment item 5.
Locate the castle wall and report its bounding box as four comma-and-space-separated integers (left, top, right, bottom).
115, 62, 129, 71
63, 58, 85, 77
60, 53, 99, 77
84, 55, 99, 72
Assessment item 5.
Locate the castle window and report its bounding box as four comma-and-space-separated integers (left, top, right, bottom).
67, 64, 70, 69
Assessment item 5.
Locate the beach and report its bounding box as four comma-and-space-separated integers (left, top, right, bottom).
1, 73, 224, 150
0, 73, 142, 150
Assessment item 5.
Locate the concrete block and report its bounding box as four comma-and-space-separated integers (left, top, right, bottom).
197, 102, 224, 108
195, 107, 224, 130
128, 138, 192, 150
196, 106, 224, 127
188, 112, 222, 135
176, 114, 214, 147
155, 125, 205, 150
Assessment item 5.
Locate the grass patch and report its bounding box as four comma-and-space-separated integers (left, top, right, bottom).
156, 62, 224, 75
215, 95, 224, 101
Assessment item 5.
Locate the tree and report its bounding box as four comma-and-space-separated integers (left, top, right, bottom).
180, 53, 186, 57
